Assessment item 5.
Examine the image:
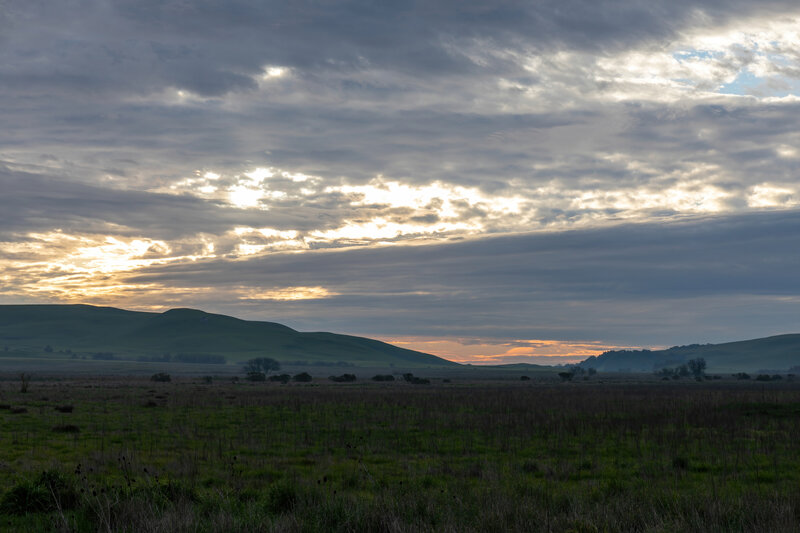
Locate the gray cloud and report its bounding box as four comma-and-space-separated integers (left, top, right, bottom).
114, 210, 800, 345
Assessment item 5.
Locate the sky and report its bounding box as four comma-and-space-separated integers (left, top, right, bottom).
2, 1, 800, 364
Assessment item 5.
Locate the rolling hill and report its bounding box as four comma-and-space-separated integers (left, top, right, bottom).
579, 334, 800, 373
0, 304, 458, 368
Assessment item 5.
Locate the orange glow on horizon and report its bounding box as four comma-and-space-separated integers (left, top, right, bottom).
379, 337, 637, 365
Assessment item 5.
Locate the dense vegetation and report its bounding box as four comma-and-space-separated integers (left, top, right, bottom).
1, 375, 800, 531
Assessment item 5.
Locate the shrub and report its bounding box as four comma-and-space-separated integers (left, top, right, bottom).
150, 373, 171, 382
558, 372, 574, 382
371, 374, 395, 382
734, 372, 751, 380
54, 405, 74, 413
756, 374, 772, 381
246, 371, 266, 382
269, 374, 291, 383
265, 480, 300, 514
0, 470, 77, 515
329, 373, 357, 382
293, 372, 312, 382
52, 424, 80, 433
520, 375, 531, 381
672, 456, 690, 470
401, 372, 429, 384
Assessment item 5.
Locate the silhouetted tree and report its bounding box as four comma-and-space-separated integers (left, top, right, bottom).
687, 358, 707, 378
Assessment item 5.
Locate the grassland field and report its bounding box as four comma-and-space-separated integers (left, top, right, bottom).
1, 371, 800, 532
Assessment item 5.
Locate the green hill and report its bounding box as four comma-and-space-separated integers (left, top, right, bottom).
579, 334, 800, 373
0, 304, 457, 368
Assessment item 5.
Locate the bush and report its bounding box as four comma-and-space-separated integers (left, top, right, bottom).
52, 424, 80, 433
246, 372, 266, 382
0, 470, 78, 515
672, 456, 690, 470
558, 372, 574, 382
401, 372, 430, 384
371, 374, 395, 382
265, 480, 300, 514
269, 374, 291, 383
520, 375, 531, 381
150, 373, 171, 382
293, 372, 312, 382
54, 405, 74, 413
329, 373, 357, 382
734, 372, 751, 380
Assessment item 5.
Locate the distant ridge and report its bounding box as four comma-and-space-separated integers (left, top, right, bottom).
579, 334, 800, 373
0, 304, 458, 368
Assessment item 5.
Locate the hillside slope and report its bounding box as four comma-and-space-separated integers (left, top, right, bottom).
579, 334, 800, 373
0, 305, 457, 367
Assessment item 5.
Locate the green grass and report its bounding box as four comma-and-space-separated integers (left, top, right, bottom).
1, 376, 800, 531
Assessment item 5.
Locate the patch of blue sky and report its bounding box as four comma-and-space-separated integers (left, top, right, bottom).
718, 70, 761, 95
719, 70, 800, 97
766, 53, 792, 67
672, 49, 723, 62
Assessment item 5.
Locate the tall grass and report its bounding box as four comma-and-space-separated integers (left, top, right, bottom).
1, 377, 799, 531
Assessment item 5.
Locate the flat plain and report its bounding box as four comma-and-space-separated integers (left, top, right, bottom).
1, 373, 799, 532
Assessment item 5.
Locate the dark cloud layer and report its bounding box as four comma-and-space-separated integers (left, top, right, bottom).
119, 210, 800, 345
4, 0, 795, 97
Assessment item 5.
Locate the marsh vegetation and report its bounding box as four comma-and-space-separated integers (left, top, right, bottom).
1, 375, 799, 531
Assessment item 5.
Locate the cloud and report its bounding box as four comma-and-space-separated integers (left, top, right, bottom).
53, 210, 790, 346
3, 1, 800, 361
